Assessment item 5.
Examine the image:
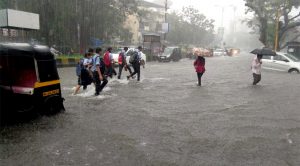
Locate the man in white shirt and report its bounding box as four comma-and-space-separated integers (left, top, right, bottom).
251, 54, 263, 85
127, 46, 142, 81
118, 47, 132, 79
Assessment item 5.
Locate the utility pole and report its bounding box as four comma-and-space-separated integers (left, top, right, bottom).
14, 0, 18, 9
164, 0, 167, 40
76, 0, 80, 53
221, 7, 224, 27
165, 0, 167, 23
274, 8, 280, 51
230, 5, 237, 45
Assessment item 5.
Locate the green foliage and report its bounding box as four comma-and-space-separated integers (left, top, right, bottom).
1, 0, 138, 52
244, 0, 300, 49
56, 54, 82, 59
0, 0, 7, 9
167, 7, 215, 46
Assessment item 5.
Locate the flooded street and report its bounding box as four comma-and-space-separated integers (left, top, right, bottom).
1, 54, 300, 166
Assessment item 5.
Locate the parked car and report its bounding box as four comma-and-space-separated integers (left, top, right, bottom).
261, 52, 300, 73
213, 48, 226, 56
185, 47, 194, 59
158, 47, 181, 62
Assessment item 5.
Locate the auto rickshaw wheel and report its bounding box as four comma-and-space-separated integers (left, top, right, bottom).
43, 95, 65, 115
14, 96, 36, 113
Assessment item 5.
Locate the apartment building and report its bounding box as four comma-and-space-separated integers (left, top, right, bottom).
124, 0, 165, 45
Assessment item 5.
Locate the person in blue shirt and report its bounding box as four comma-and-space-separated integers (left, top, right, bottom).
92, 47, 108, 96
73, 51, 93, 95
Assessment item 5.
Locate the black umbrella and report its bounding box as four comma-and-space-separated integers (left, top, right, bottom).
250, 47, 276, 56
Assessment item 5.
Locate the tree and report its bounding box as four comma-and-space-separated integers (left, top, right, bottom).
167, 6, 215, 46
244, 0, 300, 50
0, 0, 7, 8
0, 0, 139, 52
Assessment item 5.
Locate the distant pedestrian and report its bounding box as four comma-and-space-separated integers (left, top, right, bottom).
118, 47, 132, 79
251, 54, 263, 85
127, 46, 143, 81
92, 47, 108, 96
194, 55, 206, 86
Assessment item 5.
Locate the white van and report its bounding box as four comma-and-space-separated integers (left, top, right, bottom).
261, 52, 300, 73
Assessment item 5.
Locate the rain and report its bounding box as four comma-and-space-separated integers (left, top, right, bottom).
1, 0, 300, 165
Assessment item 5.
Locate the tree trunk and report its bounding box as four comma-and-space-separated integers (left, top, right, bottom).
259, 17, 268, 46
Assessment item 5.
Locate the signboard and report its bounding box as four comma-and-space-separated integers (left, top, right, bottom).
2, 28, 9, 36
162, 23, 169, 33
0, 9, 40, 30
90, 38, 104, 47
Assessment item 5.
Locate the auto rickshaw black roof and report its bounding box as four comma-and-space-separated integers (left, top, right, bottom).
0, 43, 54, 60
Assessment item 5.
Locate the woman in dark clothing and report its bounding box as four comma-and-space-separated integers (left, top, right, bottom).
194, 55, 206, 86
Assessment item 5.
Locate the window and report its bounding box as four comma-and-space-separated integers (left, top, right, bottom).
284, 53, 299, 62
274, 55, 287, 61
9, 55, 37, 87
262, 56, 271, 60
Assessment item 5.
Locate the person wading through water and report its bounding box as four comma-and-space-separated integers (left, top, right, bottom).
251, 54, 263, 85
118, 47, 132, 79
127, 46, 143, 81
103, 47, 117, 78
92, 47, 108, 96
193, 51, 206, 86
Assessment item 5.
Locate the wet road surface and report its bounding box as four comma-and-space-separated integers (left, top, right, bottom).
1, 53, 300, 165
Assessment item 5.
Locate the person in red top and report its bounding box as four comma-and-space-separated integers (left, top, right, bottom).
103, 47, 117, 78
194, 55, 206, 86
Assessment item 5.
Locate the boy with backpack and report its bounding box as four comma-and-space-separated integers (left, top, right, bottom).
73, 50, 94, 95
127, 46, 142, 81
92, 47, 108, 96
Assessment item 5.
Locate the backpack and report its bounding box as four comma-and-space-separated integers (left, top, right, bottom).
118, 52, 123, 64
129, 50, 139, 64
80, 68, 93, 85
103, 51, 111, 67
99, 57, 106, 74
75, 58, 84, 76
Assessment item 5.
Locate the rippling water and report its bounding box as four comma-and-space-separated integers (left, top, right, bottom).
1, 54, 300, 165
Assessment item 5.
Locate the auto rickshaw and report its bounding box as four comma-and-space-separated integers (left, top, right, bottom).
0, 43, 65, 120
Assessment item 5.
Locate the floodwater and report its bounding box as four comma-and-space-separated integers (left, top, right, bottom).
1, 53, 300, 166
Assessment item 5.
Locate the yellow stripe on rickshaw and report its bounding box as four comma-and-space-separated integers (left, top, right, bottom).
34, 80, 60, 88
